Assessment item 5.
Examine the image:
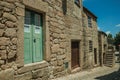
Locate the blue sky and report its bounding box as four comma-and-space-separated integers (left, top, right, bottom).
83, 0, 120, 36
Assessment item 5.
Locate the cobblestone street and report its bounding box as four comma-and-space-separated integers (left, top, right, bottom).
81, 64, 120, 80
53, 63, 120, 80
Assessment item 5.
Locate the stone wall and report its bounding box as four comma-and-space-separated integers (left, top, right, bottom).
0, 0, 105, 80
0, 0, 24, 80
64, 0, 83, 71
0, 0, 70, 79
45, 0, 68, 78
98, 31, 108, 66
82, 7, 99, 69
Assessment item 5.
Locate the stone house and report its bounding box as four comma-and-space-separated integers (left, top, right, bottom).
82, 7, 99, 69
98, 31, 108, 66
98, 31, 115, 67
0, 0, 110, 80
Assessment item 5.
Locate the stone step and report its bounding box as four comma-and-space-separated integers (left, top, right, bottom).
106, 57, 113, 58
106, 60, 113, 62
105, 62, 113, 64
106, 55, 113, 56
106, 55, 113, 57
106, 59, 113, 60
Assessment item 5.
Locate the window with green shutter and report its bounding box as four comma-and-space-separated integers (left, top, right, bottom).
24, 10, 43, 64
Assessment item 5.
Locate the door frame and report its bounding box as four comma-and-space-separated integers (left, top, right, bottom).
24, 9, 43, 64
94, 48, 97, 65
71, 40, 81, 69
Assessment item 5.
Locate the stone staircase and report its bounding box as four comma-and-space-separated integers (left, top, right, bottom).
104, 51, 115, 67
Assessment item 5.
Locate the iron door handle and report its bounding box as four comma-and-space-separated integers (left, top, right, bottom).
33, 39, 36, 43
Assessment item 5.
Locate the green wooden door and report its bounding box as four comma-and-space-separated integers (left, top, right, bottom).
24, 10, 43, 64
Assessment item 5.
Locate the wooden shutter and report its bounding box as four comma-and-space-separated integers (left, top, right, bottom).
33, 13, 43, 62
24, 10, 33, 64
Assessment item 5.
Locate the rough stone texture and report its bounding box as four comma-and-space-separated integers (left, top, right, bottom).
0, 11, 2, 17
14, 72, 32, 80
11, 38, 17, 45
3, 13, 17, 22
17, 61, 49, 74
82, 7, 99, 69
0, 29, 4, 36
0, 69, 14, 80
0, 60, 5, 65
15, 61, 49, 80
51, 44, 60, 53
0, 0, 19, 78
23, 0, 48, 13
10, 45, 17, 50
0, 50, 7, 59
0, 1, 15, 9
0, 23, 5, 29
8, 50, 16, 59
15, 7, 24, 16
0, 0, 110, 80
5, 21, 17, 28
0, 46, 6, 50
5, 28, 17, 37
32, 68, 49, 79
0, 37, 10, 45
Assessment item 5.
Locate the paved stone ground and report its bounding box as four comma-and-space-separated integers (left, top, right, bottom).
53, 63, 120, 80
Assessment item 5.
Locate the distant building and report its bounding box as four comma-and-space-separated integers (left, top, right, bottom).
98, 31, 115, 67
98, 31, 108, 66
82, 7, 99, 69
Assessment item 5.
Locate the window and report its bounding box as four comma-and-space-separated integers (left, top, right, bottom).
62, 0, 67, 15
89, 41, 93, 52
88, 16, 92, 27
24, 10, 43, 64
74, 0, 80, 7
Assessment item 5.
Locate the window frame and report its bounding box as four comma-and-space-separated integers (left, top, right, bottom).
88, 16, 92, 28
89, 40, 93, 52
74, 0, 80, 7
24, 9, 43, 64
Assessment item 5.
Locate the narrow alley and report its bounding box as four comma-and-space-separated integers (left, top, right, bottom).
53, 63, 120, 80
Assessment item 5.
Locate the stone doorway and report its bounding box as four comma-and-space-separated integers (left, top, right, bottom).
103, 53, 106, 64
94, 48, 97, 64
71, 41, 80, 69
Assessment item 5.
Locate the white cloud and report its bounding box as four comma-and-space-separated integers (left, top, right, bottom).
106, 31, 111, 35
98, 27, 100, 30
116, 24, 120, 27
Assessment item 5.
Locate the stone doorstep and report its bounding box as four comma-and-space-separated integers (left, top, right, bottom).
52, 64, 119, 80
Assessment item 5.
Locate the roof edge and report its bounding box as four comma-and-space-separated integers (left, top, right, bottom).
83, 6, 97, 19
98, 30, 107, 36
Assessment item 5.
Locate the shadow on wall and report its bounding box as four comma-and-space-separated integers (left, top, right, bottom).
95, 64, 120, 80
